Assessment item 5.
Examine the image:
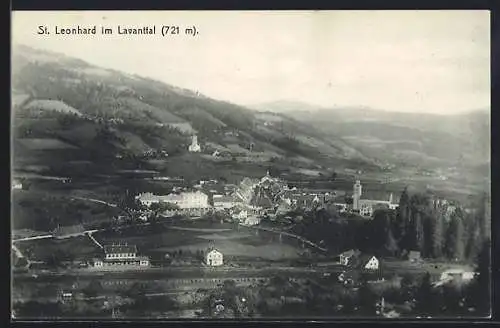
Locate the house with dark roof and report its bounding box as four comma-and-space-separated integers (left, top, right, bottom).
251, 193, 274, 209
12, 178, 23, 190
93, 243, 149, 269
104, 244, 138, 259
336, 249, 361, 266
407, 250, 422, 263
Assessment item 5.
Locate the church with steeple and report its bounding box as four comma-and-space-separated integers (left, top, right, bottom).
188, 135, 201, 152
352, 179, 398, 217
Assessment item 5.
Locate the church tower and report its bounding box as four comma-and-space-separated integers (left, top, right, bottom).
188, 135, 201, 152
353, 180, 362, 210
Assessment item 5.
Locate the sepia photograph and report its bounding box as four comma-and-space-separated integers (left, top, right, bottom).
11, 10, 491, 320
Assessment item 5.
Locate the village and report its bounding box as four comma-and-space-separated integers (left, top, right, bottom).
11, 9, 491, 318
10, 129, 487, 319
12, 135, 474, 283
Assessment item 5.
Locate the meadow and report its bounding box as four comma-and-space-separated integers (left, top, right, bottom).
91, 221, 303, 261
11, 189, 122, 232
16, 235, 99, 262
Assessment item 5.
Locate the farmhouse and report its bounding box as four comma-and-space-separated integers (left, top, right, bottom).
251, 194, 274, 209
59, 291, 73, 303
337, 249, 361, 266
241, 215, 261, 226
205, 248, 223, 267
93, 243, 150, 268
234, 177, 259, 204
407, 250, 422, 263
12, 178, 23, 190
334, 201, 348, 213
359, 255, 380, 271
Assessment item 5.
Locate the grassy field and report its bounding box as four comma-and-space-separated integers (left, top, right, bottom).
154, 239, 300, 260
14, 219, 302, 264
11, 189, 121, 232
16, 235, 100, 262
24, 99, 82, 115
90, 221, 303, 261
17, 138, 79, 150
93, 225, 202, 252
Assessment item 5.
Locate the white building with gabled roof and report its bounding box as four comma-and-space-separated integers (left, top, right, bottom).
12, 178, 23, 190
357, 255, 379, 271
205, 248, 223, 266
188, 135, 201, 152
136, 191, 209, 209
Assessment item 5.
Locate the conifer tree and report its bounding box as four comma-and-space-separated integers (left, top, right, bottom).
467, 240, 491, 316
414, 272, 436, 316
357, 278, 378, 316
444, 211, 465, 261
431, 210, 444, 258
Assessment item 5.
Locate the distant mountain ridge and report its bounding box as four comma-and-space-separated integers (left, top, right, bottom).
251, 100, 490, 169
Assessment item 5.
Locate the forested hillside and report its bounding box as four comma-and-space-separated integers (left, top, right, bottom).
12, 45, 378, 182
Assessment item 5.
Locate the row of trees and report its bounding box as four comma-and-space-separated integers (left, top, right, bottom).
365, 189, 490, 261
288, 187, 490, 265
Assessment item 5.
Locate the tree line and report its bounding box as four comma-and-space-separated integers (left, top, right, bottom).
288, 187, 490, 264
363, 189, 490, 262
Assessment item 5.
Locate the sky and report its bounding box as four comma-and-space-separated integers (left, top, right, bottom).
12, 10, 490, 114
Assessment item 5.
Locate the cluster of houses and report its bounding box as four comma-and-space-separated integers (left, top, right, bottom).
134, 170, 466, 231
134, 174, 277, 226
251, 174, 401, 219
135, 172, 407, 225
335, 248, 478, 287
250, 174, 401, 219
